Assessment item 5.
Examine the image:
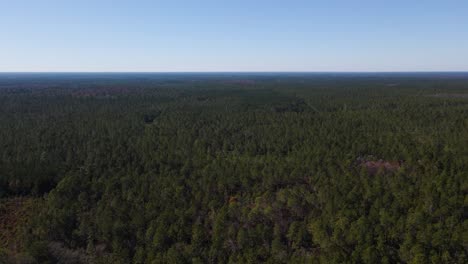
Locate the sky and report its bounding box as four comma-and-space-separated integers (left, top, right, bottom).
0, 0, 467, 72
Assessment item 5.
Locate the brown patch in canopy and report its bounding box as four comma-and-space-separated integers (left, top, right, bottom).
358, 158, 402, 175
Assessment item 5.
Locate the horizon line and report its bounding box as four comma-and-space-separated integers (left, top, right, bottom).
1, 71, 468, 74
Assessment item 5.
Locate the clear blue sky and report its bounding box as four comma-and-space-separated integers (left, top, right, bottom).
1, 0, 467, 72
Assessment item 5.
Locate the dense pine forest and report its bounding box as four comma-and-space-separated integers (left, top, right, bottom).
0, 73, 467, 264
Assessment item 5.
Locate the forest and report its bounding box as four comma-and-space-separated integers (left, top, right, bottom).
0, 73, 467, 263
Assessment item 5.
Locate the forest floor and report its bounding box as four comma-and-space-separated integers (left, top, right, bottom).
0, 197, 35, 254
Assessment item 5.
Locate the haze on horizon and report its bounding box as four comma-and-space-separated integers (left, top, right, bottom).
1, 0, 467, 72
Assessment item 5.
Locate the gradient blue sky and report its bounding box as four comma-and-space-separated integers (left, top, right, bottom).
1, 0, 467, 72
